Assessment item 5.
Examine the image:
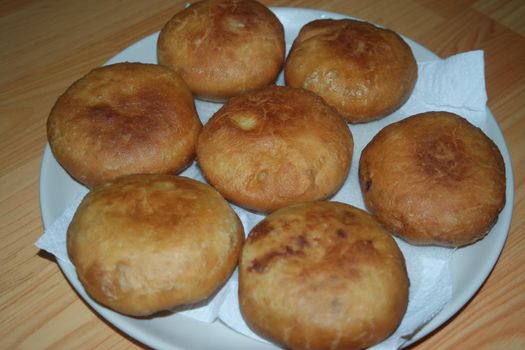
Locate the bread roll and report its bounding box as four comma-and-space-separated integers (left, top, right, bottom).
285, 19, 417, 123
359, 111, 506, 247
157, 0, 285, 102
196, 85, 353, 212
47, 63, 202, 188
239, 201, 409, 350
67, 174, 244, 316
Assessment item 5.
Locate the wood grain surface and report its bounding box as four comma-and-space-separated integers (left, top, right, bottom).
1, 0, 524, 349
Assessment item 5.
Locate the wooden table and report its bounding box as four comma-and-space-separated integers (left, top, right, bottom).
1, 1, 524, 349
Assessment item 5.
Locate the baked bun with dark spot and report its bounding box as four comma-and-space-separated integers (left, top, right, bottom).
47, 63, 202, 188
285, 19, 417, 123
196, 85, 353, 212
239, 201, 409, 350
157, 0, 285, 102
67, 174, 244, 317
359, 111, 506, 247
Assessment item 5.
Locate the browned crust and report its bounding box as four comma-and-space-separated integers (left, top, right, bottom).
67, 174, 244, 316
359, 111, 506, 247
285, 19, 417, 123
47, 63, 202, 188
239, 201, 409, 350
196, 85, 354, 212
157, 0, 285, 102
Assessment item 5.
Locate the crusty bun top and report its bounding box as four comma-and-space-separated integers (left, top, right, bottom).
239, 201, 409, 350
157, 0, 285, 102
285, 19, 417, 123
196, 85, 353, 212
67, 174, 244, 316
47, 63, 202, 188
359, 111, 506, 247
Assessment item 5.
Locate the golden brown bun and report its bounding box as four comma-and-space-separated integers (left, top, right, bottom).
157, 0, 285, 102
285, 19, 417, 123
47, 63, 202, 188
67, 174, 244, 317
359, 112, 506, 247
239, 201, 409, 350
196, 85, 353, 212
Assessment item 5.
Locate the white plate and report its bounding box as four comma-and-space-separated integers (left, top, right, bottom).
40, 7, 514, 350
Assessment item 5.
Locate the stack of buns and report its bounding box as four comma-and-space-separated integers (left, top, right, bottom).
46, 1, 506, 349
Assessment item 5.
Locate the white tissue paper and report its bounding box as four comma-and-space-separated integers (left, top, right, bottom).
36, 50, 487, 349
